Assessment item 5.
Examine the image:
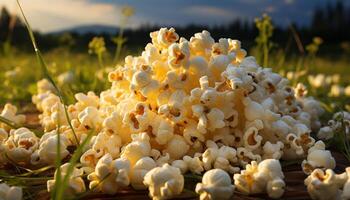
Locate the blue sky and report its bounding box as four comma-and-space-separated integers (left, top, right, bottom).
0, 0, 348, 33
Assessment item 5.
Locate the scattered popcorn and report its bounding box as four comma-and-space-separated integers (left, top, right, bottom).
130, 156, 157, 190
202, 140, 239, 174
301, 140, 336, 174
317, 111, 350, 140
195, 169, 235, 200
304, 168, 345, 200
234, 159, 285, 199
4, 127, 39, 165
88, 154, 130, 194
329, 84, 345, 97
0, 183, 22, 200
31, 130, 70, 165
0, 104, 25, 131
47, 163, 86, 196
143, 163, 184, 200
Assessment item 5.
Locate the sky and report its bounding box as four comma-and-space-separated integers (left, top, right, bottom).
0, 0, 348, 33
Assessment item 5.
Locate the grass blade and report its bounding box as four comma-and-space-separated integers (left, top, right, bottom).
16, 0, 79, 145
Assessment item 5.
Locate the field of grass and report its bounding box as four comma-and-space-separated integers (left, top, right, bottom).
1, 44, 349, 109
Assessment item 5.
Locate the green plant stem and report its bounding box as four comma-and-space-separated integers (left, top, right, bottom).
113, 28, 124, 63
16, 0, 79, 146
55, 130, 94, 200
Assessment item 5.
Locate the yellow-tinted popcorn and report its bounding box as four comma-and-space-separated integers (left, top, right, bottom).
31, 130, 70, 165
234, 159, 285, 199
78, 106, 103, 130
345, 85, 350, 97
183, 155, 204, 174
202, 141, 238, 174
301, 141, 336, 174
304, 169, 344, 200
4, 127, 39, 165
143, 163, 184, 200
0, 104, 25, 131
130, 157, 157, 190
308, 74, 327, 89
47, 163, 86, 196
57, 71, 74, 85
163, 135, 189, 160
0, 128, 8, 166
150, 28, 179, 50
74, 91, 99, 111
236, 147, 261, 166
0, 183, 22, 200
329, 84, 345, 97
168, 40, 190, 69
195, 169, 235, 200
120, 133, 152, 166
262, 141, 284, 160
171, 159, 188, 174
36, 78, 55, 94
80, 149, 101, 174
189, 30, 214, 57
88, 154, 130, 194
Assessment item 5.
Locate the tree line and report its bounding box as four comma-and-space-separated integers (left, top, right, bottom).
0, 1, 349, 53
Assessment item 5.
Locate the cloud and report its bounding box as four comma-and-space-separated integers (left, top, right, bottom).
0, 0, 141, 32
184, 5, 237, 19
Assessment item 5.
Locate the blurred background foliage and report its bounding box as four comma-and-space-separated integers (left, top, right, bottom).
0, 1, 349, 112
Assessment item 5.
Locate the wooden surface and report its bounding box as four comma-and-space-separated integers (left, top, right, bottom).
15, 113, 350, 199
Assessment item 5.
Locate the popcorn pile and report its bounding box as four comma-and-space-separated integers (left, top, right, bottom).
0, 28, 338, 200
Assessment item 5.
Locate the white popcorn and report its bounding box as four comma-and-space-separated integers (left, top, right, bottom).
168, 40, 190, 69
78, 106, 102, 130
0, 183, 22, 200
317, 111, 350, 140
234, 159, 285, 199
243, 125, 263, 150
130, 157, 157, 190
57, 71, 74, 85
236, 147, 261, 166
4, 128, 39, 164
0, 104, 25, 131
143, 163, 184, 200
345, 85, 350, 97
80, 149, 101, 173
150, 27, 179, 49
202, 141, 239, 174
120, 133, 151, 165
31, 130, 70, 165
36, 79, 55, 94
195, 169, 235, 200
304, 169, 344, 200
189, 30, 214, 57
171, 159, 188, 174
183, 155, 205, 174
47, 163, 86, 196
92, 130, 121, 159
301, 141, 336, 174
262, 141, 284, 160
308, 74, 327, 89
163, 135, 189, 160
329, 84, 345, 97
342, 169, 350, 200
74, 91, 99, 111
88, 154, 130, 194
